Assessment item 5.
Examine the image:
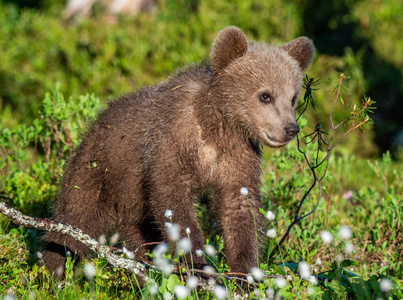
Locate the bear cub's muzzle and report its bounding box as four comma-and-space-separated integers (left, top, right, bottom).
284, 123, 300, 140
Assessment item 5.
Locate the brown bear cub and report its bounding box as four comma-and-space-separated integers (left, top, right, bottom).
42, 26, 314, 275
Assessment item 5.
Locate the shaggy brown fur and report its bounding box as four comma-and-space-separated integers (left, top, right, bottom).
42, 26, 314, 275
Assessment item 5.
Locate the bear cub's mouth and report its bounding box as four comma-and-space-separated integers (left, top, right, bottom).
265, 133, 294, 147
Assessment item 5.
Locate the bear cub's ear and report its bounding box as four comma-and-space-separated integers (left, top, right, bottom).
210, 26, 248, 72
280, 37, 315, 71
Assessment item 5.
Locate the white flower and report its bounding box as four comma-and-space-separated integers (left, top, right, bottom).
153, 256, 169, 268
251, 267, 264, 281
247, 275, 254, 284
165, 222, 172, 229
174, 285, 189, 299
286, 275, 293, 281
213, 285, 228, 300
336, 253, 344, 263
163, 292, 172, 300
84, 262, 96, 279
307, 287, 315, 295
37, 251, 43, 259
153, 243, 168, 257
165, 209, 173, 219
240, 187, 249, 196
265, 211, 276, 221
149, 284, 158, 295
185, 227, 191, 235
122, 247, 135, 259
233, 293, 247, 300
160, 262, 174, 276
380, 278, 393, 293
309, 275, 318, 285
126, 250, 135, 259
345, 242, 355, 254
253, 289, 261, 297
339, 225, 352, 240
205, 244, 216, 256
315, 258, 322, 265
320, 230, 333, 244
178, 238, 192, 254
266, 228, 276, 238
186, 276, 199, 289
195, 249, 204, 257
275, 277, 286, 288
266, 288, 274, 299
153, 244, 173, 276
98, 234, 107, 245
167, 223, 180, 241
203, 265, 215, 275
110, 232, 120, 245
127, 251, 135, 259
298, 261, 311, 279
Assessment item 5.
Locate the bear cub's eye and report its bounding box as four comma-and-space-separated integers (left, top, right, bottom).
260, 93, 272, 103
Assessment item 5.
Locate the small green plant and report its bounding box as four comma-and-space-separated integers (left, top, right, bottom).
0, 85, 102, 218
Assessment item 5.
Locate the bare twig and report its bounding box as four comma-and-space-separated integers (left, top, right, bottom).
269, 73, 373, 262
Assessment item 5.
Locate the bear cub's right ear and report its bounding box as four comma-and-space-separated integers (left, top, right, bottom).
280, 37, 315, 71
210, 26, 248, 73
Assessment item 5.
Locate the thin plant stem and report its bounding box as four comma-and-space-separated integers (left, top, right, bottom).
269, 73, 373, 263
187, 232, 195, 276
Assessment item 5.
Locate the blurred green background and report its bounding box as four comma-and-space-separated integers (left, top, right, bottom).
0, 0, 402, 157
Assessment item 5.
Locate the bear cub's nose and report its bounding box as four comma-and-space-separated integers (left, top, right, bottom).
284, 123, 300, 137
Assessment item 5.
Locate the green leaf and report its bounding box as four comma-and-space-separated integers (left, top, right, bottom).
378, 265, 389, 275
340, 260, 359, 268
166, 274, 181, 293
278, 262, 298, 273
331, 260, 338, 269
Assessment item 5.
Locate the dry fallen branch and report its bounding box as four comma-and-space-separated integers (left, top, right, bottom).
0, 201, 155, 285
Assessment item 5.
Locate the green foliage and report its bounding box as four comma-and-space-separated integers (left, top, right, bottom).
353, 0, 403, 68
0, 85, 102, 219
0, 0, 300, 126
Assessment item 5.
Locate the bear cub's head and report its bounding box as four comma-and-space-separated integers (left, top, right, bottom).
210, 27, 315, 148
